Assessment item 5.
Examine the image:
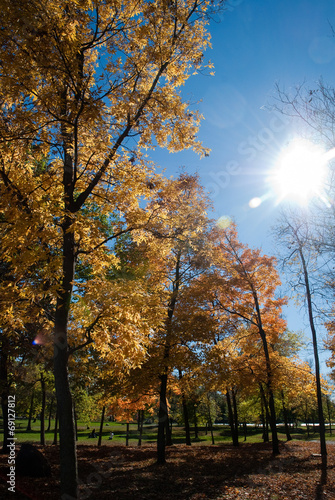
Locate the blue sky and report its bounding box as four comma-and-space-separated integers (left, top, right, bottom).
152, 0, 335, 368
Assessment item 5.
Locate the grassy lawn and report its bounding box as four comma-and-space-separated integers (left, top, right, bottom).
4, 419, 335, 446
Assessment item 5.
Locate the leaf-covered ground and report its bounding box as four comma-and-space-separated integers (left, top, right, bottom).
0, 441, 334, 499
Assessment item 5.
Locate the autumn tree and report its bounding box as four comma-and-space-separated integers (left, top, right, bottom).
210, 223, 288, 455
274, 210, 328, 463
0, 0, 224, 495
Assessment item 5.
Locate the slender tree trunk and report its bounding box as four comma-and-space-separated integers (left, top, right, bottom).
40, 372, 46, 446
298, 244, 327, 464
258, 327, 279, 454
53, 410, 58, 445
281, 390, 292, 441
166, 417, 172, 446
243, 422, 247, 441
179, 370, 191, 446
47, 396, 54, 432
0, 335, 9, 454
232, 387, 239, 446
73, 401, 78, 442
126, 422, 129, 446
260, 386, 269, 443
193, 404, 199, 440
98, 406, 105, 447
226, 389, 238, 446
207, 395, 215, 445
182, 394, 191, 445
326, 397, 332, 435
54, 220, 78, 498
138, 409, 144, 446
157, 373, 168, 464
27, 388, 34, 432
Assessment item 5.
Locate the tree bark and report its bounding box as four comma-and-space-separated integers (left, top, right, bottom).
98, 406, 105, 447
298, 243, 327, 463
54, 220, 78, 498
207, 395, 215, 445
0, 335, 9, 453
47, 396, 54, 432
166, 416, 172, 446
281, 390, 292, 441
27, 388, 34, 432
157, 373, 168, 464
138, 409, 144, 446
260, 386, 269, 443
232, 387, 239, 446
53, 410, 58, 446
40, 372, 46, 446
126, 422, 130, 446
182, 394, 191, 445
226, 389, 238, 446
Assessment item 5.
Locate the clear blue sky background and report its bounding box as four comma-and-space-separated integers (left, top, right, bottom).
152, 0, 335, 369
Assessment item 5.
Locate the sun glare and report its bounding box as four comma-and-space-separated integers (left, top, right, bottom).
272, 138, 327, 204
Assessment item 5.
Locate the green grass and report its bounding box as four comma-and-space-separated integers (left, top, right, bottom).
3, 419, 335, 446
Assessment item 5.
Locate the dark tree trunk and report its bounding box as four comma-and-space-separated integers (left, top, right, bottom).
326, 397, 332, 435
260, 386, 269, 443
166, 417, 172, 446
157, 373, 168, 464
232, 387, 239, 446
298, 245, 327, 464
0, 335, 9, 453
73, 400, 78, 441
53, 221, 78, 498
182, 394, 191, 445
40, 372, 46, 446
226, 389, 238, 446
126, 422, 130, 446
138, 409, 144, 446
98, 406, 105, 447
27, 389, 34, 432
207, 395, 215, 445
53, 410, 58, 445
243, 422, 247, 441
47, 396, 54, 432
281, 390, 292, 441
193, 404, 199, 440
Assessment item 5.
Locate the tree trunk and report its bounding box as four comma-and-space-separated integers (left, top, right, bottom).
98, 406, 105, 447
27, 388, 34, 432
326, 397, 332, 435
73, 400, 78, 441
166, 417, 172, 446
232, 387, 239, 446
281, 390, 292, 441
53, 410, 58, 446
126, 422, 129, 446
298, 244, 327, 464
260, 386, 269, 443
193, 404, 199, 440
138, 409, 144, 446
0, 335, 9, 453
40, 372, 46, 446
157, 373, 168, 464
47, 396, 54, 432
54, 222, 78, 498
243, 422, 247, 441
226, 389, 238, 446
182, 394, 191, 445
207, 395, 215, 445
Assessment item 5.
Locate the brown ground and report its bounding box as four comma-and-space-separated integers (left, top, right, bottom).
0, 441, 334, 499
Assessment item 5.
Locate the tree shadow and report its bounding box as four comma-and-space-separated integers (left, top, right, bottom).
315, 456, 327, 500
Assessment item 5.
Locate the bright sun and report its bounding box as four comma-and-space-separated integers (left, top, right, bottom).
272, 138, 327, 203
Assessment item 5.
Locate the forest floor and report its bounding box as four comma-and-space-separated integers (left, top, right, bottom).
0, 440, 334, 500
